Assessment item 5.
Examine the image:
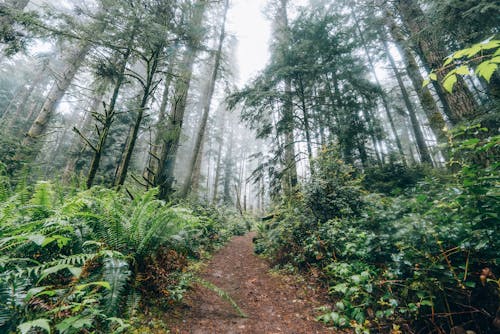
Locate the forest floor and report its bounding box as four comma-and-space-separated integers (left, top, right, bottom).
165, 232, 335, 334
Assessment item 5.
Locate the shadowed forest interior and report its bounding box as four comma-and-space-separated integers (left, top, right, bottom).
0, 0, 499, 333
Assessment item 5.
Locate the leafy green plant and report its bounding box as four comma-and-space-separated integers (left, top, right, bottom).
0, 183, 244, 333
424, 38, 500, 93
256, 128, 499, 333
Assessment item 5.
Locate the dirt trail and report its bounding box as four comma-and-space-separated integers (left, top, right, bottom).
167, 233, 334, 334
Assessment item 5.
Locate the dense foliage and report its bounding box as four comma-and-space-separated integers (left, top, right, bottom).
255, 127, 500, 333
0, 180, 247, 333
0, 0, 499, 332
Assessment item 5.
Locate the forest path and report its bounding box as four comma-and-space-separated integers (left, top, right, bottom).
167, 233, 334, 334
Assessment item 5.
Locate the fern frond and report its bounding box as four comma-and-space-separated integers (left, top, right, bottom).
102, 257, 131, 317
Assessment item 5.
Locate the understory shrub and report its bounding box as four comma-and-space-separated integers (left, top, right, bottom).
255, 131, 500, 333
0, 183, 241, 333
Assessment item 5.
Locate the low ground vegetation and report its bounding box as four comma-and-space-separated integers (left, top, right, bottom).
254, 126, 500, 333
0, 180, 248, 333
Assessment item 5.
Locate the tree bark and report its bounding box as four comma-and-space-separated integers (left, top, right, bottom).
297, 77, 314, 173
277, 0, 297, 193
63, 86, 106, 182
222, 128, 234, 204
23, 44, 90, 145
156, 0, 208, 199
395, 0, 479, 124
211, 110, 226, 204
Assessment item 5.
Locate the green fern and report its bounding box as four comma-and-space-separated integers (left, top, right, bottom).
102, 257, 131, 317
0, 273, 29, 331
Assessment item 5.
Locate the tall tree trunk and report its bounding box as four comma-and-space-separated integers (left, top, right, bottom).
387, 15, 448, 150
114, 48, 160, 187
278, 0, 298, 193
23, 44, 90, 145
222, 129, 234, 204
383, 38, 433, 165
63, 86, 106, 181
298, 77, 314, 173
351, 10, 406, 165
1, 61, 47, 132
156, 0, 207, 199
181, 0, 229, 197
85, 48, 131, 188
144, 58, 175, 186
211, 112, 226, 204
360, 97, 383, 166
395, 0, 479, 124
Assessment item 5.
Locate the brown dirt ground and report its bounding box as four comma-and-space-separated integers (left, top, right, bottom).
166, 232, 335, 334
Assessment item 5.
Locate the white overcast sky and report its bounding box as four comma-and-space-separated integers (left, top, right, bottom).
227, 0, 271, 87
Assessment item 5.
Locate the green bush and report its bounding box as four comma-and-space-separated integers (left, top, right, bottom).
256, 131, 500, 333
0, 184, 243, 333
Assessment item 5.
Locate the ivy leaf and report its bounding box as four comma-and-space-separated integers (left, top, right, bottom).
443, 74, 457, 93
429, 73, 437, 81
18, 319, 51, 334
443, 57, 453, 66
422, 78, 430, 87
475, 61, 497, 82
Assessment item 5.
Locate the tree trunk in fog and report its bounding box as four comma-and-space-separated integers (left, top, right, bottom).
277, 0, 297, 194
114, 47, 160, 187
156, 0, 207, 199
1, 61, 47, 131
6, 63, 48, 131
360, 96, 382, 166
181, 0, 229, 198
23, 44, 90, 146
383, 38, 433, 165
63, 86, 106, 181
395, 0, 479, 124
387, 15, 448, 149
155, 49, 197, 197
211, 112, 226, 204
351, 10, 406, 165
144, 58, 175, 186
297, 77, 314, 173
85, 48, 131, 188
222, 128, 234, 204
212, 135, 224, 204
